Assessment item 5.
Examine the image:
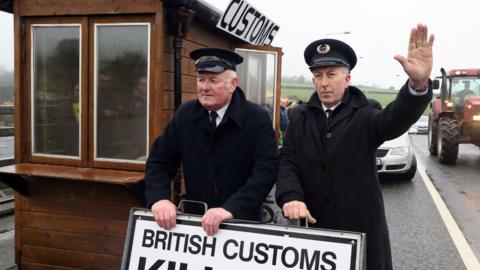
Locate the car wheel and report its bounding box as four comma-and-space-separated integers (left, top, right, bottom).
402, 155, 417, 181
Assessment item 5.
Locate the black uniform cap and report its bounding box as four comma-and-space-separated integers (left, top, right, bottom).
304, 39, 357, 71
190, 48, 244, 73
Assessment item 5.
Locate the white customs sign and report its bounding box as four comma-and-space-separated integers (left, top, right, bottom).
216, 0, 280, 46
122, 208, 365, 270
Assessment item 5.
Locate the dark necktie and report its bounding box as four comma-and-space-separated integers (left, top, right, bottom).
325, 109, 332, 125
209, 111, 218, 131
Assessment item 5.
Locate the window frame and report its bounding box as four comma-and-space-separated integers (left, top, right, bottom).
30, 23, 83, 160
88, 16, 153, 171
235, 46, 281, 131
92, 22, 151, 166
26, 17, 88, 167
24, 16, 153, 171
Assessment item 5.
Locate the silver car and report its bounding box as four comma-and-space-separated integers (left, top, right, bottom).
408, 115, 429, 134
376, 132, 417, 180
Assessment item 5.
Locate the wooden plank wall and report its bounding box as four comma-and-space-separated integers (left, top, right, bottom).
16, 178, 142, 269
11, 1, 246, 268
17, 0, 158, 16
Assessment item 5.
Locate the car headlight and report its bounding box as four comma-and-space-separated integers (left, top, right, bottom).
390, 146, 409, 156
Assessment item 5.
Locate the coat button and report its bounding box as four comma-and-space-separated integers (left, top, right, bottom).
321, 165, 326, 171
324, 197, 331, 203
326, 133, 332, 139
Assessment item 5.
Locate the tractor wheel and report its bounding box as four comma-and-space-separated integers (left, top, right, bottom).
436, 118, 459, 164
428, 113, 437, 155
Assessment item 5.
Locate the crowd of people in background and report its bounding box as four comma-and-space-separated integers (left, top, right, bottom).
279, 97, 304, 136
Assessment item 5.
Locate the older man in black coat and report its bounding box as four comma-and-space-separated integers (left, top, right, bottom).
145, 48, 277, 236
276, 24, 434, 270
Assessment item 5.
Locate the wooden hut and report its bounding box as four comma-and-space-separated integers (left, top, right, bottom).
0, 0, 282, 268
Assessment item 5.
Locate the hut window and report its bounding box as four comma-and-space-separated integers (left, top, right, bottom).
236, 49, 277, 126
31, 25, 81, 158
94, 24, 150, 163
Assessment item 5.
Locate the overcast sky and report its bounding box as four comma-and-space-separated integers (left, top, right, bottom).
1, 0, 480, 88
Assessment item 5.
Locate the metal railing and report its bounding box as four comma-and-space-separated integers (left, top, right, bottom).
0, 105, 14, 163
0, 104, 15, 214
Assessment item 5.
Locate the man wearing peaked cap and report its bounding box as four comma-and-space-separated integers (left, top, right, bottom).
303, 38, 357, 71
276, 24, 435, 270
145, 47, 277, 236
190, 47, 244, 73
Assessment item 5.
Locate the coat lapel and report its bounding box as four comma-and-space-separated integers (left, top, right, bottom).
304, 93, 328, 160
329, 87, 367, 130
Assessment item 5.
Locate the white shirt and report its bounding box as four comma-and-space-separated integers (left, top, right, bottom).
210, 101, 230, 127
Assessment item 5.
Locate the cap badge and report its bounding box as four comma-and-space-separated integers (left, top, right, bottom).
316, 44, 331, 54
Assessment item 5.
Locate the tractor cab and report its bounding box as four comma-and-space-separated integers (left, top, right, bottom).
451, 78, 480, 112
429, 68, 480, 164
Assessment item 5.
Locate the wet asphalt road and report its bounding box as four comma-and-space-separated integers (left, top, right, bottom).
381, 133, 480, 269
409, 134, 480, 261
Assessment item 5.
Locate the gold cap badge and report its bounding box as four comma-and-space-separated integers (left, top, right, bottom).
316, 44, 331, 54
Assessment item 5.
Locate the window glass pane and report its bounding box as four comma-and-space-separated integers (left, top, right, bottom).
95, 24, 149, 161
236, 49, 277, 123
32, 26, 80, 157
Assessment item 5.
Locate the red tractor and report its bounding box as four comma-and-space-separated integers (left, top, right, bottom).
428, 68, 480, 164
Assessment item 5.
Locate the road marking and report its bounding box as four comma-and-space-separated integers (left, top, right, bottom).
417, 160, 480, 269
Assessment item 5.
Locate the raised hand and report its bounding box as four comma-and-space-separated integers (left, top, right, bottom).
394, 24, 435, 91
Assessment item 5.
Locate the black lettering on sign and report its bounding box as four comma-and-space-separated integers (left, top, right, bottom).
268, 244, 283, 266
221, 0, 241, 28
300, 249, 320, 270
227, 0, 247, 32
237, 7, 255, 37
183, 234, 190, 253
233, 3, 248, 37
249, 16, 266, 43
155, 231, 167, 249
243, 10, 261, 39
142, 229, 155, 247
172, 232, 186, 252
223, 239, 238, 259
202, 236, 217, 257
281, 246, 299, 268
137, 257, 165, 270
255, 21, 275, 45
167, 231, 172, 250
263, 25, 279, 46
254, 243, 269, 264
239, 241, 254, 262
188, 234, 202, 255
167, 261, 187, 270
321, 251, 337, 270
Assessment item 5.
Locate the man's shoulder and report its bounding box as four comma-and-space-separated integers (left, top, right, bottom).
175, 99, 198, 115
288, 104, 306, 118
244, 100, 270, 115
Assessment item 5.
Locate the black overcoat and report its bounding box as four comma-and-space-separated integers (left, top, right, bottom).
276, 82, 432, 270
145, 88, 277, 221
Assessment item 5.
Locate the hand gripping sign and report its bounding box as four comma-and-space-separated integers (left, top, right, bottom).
122, 208, 366, 270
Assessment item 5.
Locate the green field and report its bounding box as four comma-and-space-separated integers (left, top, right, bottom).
281, 83, 397, 108
281, 83, 430, 115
